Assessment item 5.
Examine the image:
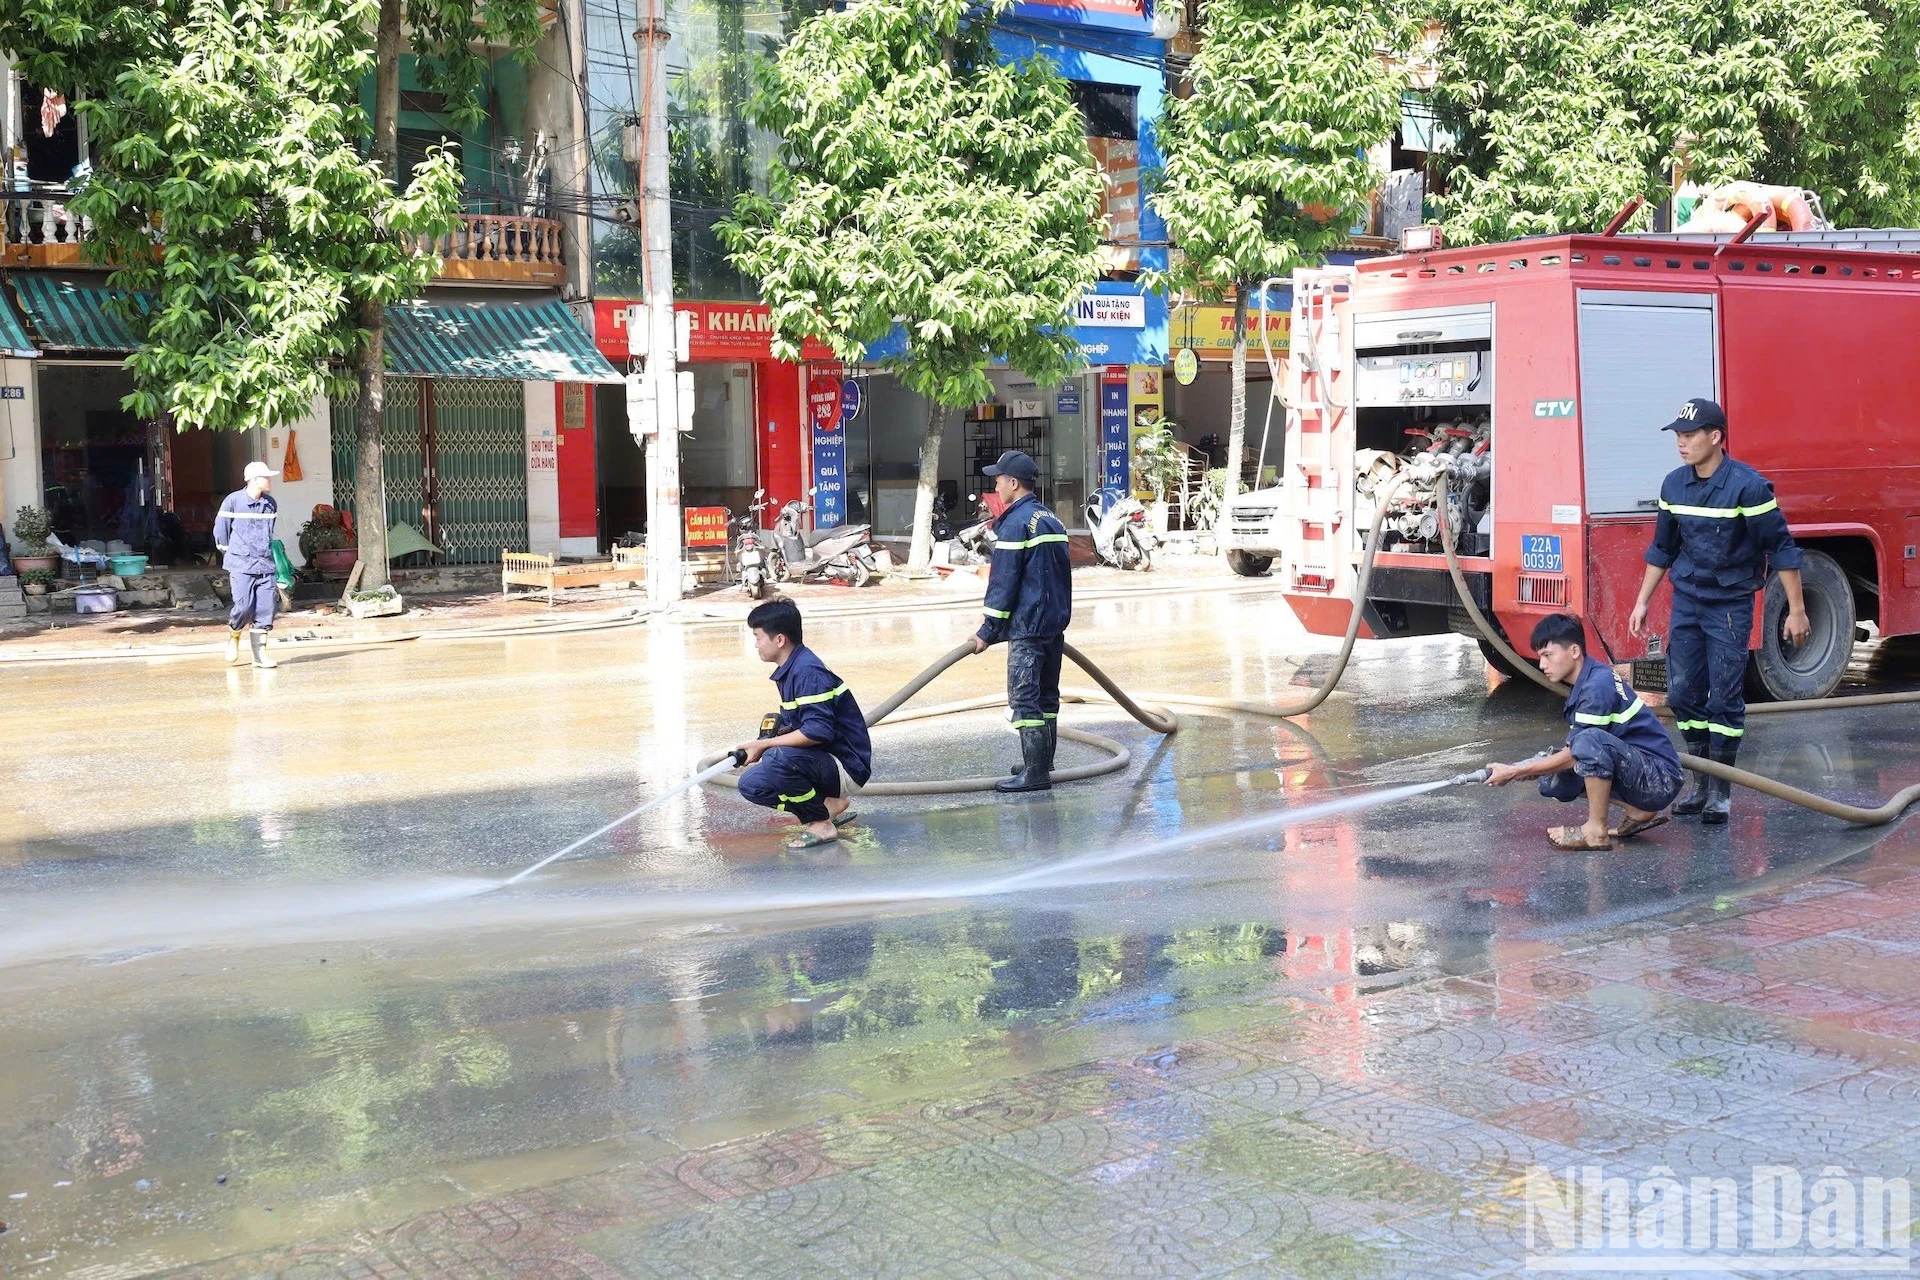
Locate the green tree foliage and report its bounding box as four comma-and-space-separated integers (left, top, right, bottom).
720, 0, 1103, 567
0, 0, 541, 585
1429, 0, 1920, 238
1149, 0, 1405, 504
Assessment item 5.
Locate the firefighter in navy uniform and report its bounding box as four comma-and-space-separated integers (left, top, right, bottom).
968, 450, 1072, 793
1629, 398, 1809, 824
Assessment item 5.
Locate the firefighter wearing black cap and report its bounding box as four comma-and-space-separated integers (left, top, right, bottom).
969, 449, 1072, 793
1629, 397, 1808, 824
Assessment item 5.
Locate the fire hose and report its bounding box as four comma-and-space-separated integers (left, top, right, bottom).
705, 468, 1920, 825
1431, 471, 1920, 826
697, 477, 1426, 796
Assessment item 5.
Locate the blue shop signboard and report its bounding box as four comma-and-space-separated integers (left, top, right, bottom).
809, 369, 847, 528
1100, 367, 1130, 491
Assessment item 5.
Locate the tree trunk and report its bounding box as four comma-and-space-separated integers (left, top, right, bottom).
907, 397, 947, 570
1225, 281, 1249, 509
354, 0, 404, 591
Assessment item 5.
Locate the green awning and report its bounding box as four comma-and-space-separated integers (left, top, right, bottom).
9, 277, 619, 383
8, 273, 125, 353
384, 293, 622, 383
0, 296, 37, 357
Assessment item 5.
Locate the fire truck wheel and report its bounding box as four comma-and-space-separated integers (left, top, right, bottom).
1750, 548, 1854, 703
1226, 550, 1272, 577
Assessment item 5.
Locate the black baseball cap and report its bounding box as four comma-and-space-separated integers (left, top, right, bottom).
983, 450, 1039, 484
1661, 397, 1727, 433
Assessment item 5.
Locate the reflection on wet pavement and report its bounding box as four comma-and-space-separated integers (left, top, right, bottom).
2, 589, 1919, 1277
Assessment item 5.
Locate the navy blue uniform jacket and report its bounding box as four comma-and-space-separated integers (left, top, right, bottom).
976, 493, 1072, 644
772, 644, 873, 786
1645, 457, 1803, 605
1563, 657, 1682, 769
213, 489, 279, 575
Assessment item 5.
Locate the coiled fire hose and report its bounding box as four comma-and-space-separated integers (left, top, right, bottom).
699, 478, 1420, 796
1432, 472, 1920, 825
702, 468, 1917, 824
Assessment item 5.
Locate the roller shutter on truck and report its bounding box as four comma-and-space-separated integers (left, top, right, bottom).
1576, 291, 1719, 515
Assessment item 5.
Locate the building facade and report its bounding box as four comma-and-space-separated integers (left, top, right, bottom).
0, 16, 618, 572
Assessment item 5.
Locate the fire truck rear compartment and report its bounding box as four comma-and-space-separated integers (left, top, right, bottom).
1349, 321, 1494, 638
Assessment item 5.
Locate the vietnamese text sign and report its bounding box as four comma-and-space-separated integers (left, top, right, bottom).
1100, 367, 1130, 491
685, 506, 729, 548
1073, 294, 1148, 329
809, 369, 847, 529
1170, 305, 1290, 360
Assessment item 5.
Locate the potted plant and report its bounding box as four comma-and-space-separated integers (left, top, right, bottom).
17, 567, 54, 596
9, 505, 58, 575
1131, 422, 1188, 536
298, 505, 356, 575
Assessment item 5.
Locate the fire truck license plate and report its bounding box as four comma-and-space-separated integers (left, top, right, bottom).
1520, 534, 1564, 573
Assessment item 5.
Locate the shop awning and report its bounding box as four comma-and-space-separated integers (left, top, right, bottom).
9, 273, 133, 353
384, 292, 622, 383
9, 278, 620, 383
0, 298, 37, 357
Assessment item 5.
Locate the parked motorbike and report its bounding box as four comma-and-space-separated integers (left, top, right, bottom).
931, 492, 956, 543
730, 490, 776, 600
948, 494, 997, 567
772, 488, 878, 587
1087, 491, 1153, 571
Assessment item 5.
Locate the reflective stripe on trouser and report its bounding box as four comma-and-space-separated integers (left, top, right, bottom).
1665, 593, 1752, 738
737, 745, 842, 824
1007, 634, 1065, 728
228, 570, 278, 633
1539, 727, 1686, 813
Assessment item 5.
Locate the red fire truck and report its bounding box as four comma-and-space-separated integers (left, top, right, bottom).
1221, 227, 1920, 701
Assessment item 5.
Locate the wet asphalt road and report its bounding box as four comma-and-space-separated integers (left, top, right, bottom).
2, 586, 1918, 1276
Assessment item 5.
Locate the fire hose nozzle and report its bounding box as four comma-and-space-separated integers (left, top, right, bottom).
729, 748, 748, 768
1448, 767, 1492, 786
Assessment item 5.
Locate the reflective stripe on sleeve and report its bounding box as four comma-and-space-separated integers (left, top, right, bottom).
780, 683, 847, 710
1572, 697, 1648, 727
994, 533, 1070, 549
983, 607, 1012, 619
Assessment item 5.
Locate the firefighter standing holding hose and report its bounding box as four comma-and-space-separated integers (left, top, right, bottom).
969, 450, 1073, 794
1629, 398, 1809, 824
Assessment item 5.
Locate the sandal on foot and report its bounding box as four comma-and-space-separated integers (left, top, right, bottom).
1548, 825, 1615, 852
832, 810, 859, 828
785, 829, 840, 851
1610, 813, 1670, 841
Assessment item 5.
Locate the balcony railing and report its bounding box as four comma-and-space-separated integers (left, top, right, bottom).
0, 199, 567, 287
2, 197, 89, 267
417, 214, 566, 285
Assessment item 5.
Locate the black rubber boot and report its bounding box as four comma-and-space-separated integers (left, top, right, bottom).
1672, 732, 1713, 816
1009, 722, 1059, 776
996, 726, 1053, 793
1701, 737, 1738, 826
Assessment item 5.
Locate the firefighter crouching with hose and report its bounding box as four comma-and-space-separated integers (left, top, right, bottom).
968, 450, 1073, 794
1628, 398, 1810, 825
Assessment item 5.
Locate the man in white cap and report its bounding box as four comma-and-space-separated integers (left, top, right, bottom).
214, 461, 282, 668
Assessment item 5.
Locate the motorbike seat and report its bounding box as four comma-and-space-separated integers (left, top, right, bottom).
805, 524, 869, 547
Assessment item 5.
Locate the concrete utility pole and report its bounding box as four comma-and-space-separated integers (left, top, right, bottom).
634, 0, 683, 607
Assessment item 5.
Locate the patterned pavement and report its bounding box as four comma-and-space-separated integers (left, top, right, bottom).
165, 829, 1920, 1279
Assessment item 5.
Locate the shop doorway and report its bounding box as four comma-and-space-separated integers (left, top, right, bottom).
596, 382, 645, 546
330, 377, 528, 564
681, 363, 756, 514
36, 363, 185, 558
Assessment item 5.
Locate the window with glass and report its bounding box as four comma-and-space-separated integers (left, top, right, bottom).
584, 0, 828, 300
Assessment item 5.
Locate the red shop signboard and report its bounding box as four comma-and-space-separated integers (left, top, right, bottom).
592, 299, 833, 363
684, 506, 730, 548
